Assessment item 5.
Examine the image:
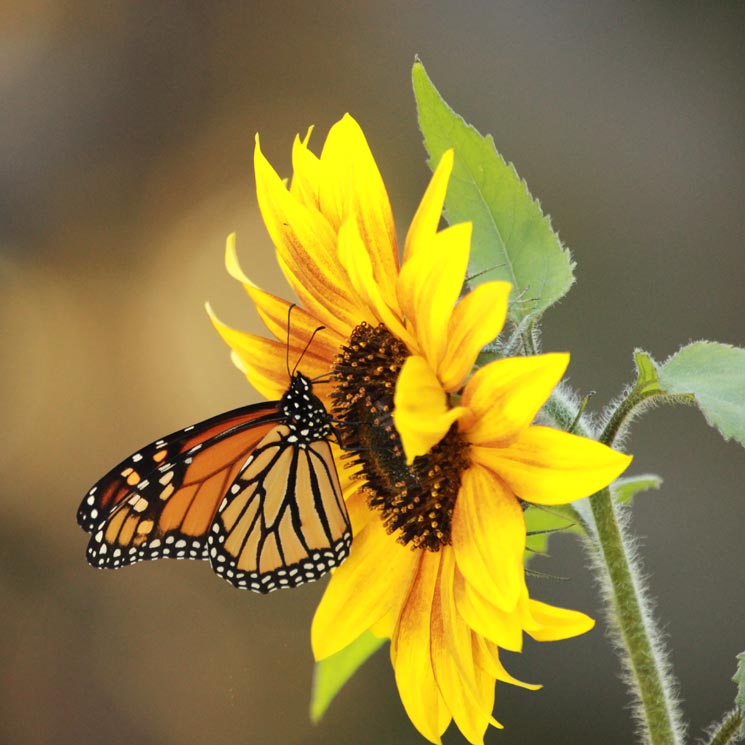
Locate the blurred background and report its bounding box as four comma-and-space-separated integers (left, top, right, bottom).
2, 2, 744, 744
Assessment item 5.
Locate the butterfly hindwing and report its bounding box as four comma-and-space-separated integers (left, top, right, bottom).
207, 426, 352, 593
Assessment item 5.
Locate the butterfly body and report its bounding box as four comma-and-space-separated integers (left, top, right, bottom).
78, 373, 351, 593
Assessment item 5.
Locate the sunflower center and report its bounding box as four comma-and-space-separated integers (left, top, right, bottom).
331, 323, 470, 551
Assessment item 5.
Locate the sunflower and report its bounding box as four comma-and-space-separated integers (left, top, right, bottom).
208, 114, 632, 744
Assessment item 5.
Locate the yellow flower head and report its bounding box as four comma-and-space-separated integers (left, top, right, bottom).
209, 114, 631, 744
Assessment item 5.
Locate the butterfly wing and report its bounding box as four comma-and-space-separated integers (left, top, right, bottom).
207, 425, 352, 593
77, 405, 285, 533
82, 404, 282, 569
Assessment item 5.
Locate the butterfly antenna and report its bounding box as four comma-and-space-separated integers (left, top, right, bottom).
291, 323, 326, 377
285, 303, 297, 379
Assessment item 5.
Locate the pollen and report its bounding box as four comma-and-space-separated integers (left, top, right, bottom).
332, 323, 470, 551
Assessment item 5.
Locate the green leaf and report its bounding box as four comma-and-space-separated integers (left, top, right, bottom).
621, 344, 745, 449
606, 345, 745, 449
735, 651, 745, 740
412, 60, 575, 324
658, 342, 745, 447
310, 630, 386, 723
612, 474, 663, 505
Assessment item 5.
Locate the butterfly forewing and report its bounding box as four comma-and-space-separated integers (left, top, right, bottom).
77, 405, 281, 533
83, 406, 280, 568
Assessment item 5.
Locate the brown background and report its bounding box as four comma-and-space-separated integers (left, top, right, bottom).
2, 2, 744, 744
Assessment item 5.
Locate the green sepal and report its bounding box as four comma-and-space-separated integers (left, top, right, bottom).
412, 60, 575, 324
310, 630, 386, 723
612, 474, 663, 505
524, 504, 583, 561
632, 350, 665, 396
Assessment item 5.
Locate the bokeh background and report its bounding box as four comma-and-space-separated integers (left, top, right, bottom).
2, 3, 744, 744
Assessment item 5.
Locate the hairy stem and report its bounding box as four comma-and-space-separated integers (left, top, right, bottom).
705, 708, 742, 745
588, 486, 683, 744
583, 388, 686, 744
545, 385, 686, 743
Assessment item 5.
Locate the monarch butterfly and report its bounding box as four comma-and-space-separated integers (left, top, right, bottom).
77, 341, 352, 594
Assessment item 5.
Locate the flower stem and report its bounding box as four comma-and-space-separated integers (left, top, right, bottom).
704, 708, 743, 745
588, 486, 683, 744
546, 384, 686, 743
584, 387, 688, 744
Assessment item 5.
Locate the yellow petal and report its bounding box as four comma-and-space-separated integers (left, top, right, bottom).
393, 355, 469, 463
473, 636, 541, 691
342, 485, 373, 535
289, 127, 320, 206
206, 303, 289, 400
453, 564, 524, 653
469, 641, 501, 732
462, 354, 569, 446
403, 149, 454, 264
472, 426, 632, 505
431, 549, 501, 744
337, 218, 412, 346
225, 233, 344, 363
254, 136, 365, 335
451, 465, 525, 612
311, 520, 417, 660
370, 608, 396, 640
439, 281, 511, 392
524, 599, 595, 642
391, 551, 451, 744
397, 222, 472, 371
318, 114, 399, 308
